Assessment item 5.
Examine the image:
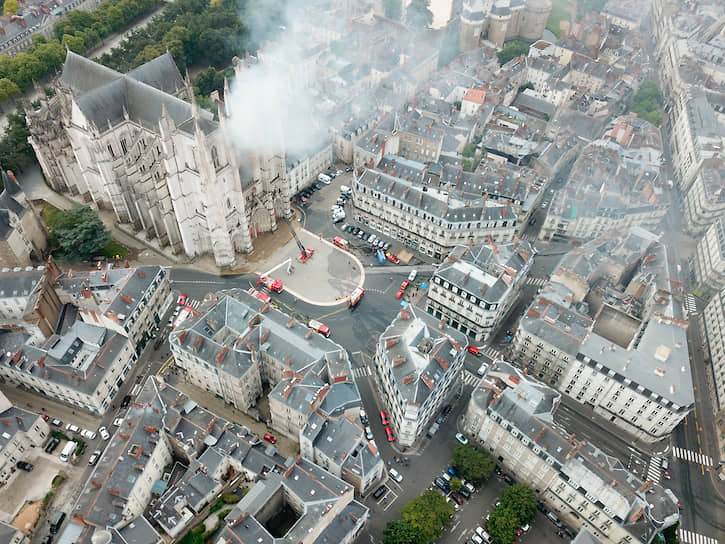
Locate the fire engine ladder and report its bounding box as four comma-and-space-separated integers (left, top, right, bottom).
281, 215, 307, 259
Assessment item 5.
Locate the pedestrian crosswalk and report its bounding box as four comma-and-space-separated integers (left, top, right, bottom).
461, 370, 481, 386
673, 447, 713, 466
526, 277, 548, 287
646, 457, 662, 483
185, 298, 201, 309
679, 528, 719, 544
353, 366, 372, 379
684, 294, 697, 316
480, 345, 504, 360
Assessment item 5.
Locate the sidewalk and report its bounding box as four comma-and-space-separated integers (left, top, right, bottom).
0, 384, 100, 431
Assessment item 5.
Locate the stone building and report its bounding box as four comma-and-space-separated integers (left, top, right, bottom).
26, 52, 290, 269
0, 170, 46, 267
460, 0, 552, 50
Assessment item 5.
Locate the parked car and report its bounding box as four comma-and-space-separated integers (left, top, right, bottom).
65, 423, 80, 434
434, 477, 450, 493
88, 450, 101, 466
503, 474, 515, 485
177, 293, 187, 305
389, 468, 403, 482
373, 485, 388, 500
386, 252, 400, 264
50, 418, 63, 427
113, 417, 124, 427
16, 461, 33, 471
458, 487, 471, 499
120, 395, 132, 408
98, 426, 110, 441
455, 433, 468, 445
395, 289, 404, 299
80, 429, 97, 440
385, 427, 395, 442
45, 438, 60, 454
450, 492, 465, 505
400, 280, 410, 290
365, 426, 373, 440
379, 411, 389, 425
263, 433, 277, 444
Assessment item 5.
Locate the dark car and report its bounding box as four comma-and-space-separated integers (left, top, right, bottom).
450, 492, 465, 505
434, 477, 450, 493
503, 474, 515, 485
458, 487, 471, 499
373, 485, 388, 500
45, 438, 60, 454
16, 461, 33, 471
120, 395, 132, 408
313, 183, 322, 190
442, 405, 452, 416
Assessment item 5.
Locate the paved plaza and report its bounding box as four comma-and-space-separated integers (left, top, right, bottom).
252, 226, 364, 306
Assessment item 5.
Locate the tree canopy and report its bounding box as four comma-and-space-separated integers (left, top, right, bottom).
496, 40, 530, 65
382, 519, 423, 544
405, 0, 433, 29
630, 80, 663, 127
0, 107, 35, 173
500, 484, 538, 524
3, 0, 18, 15
452, 443, 495, 485
47, 205, 111, 262
382, 0, 402, 21
399, 489, 455, 543
487, 506, 521, 544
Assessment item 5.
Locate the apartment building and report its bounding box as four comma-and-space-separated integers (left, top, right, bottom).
513, 228, 695, 442
300, 412, 385, 495
70, 378, 367, 544
464, 362, 680, 544
170, 289, 361, 434
539, 138, 667, 243
375, 305, 467, 447
427, 241, 535, 341
0, 171, 46, 267
56, 265, 172, 354
703, 288, 725, 411
693, 216, 725, 296
353, 156, 517, 260
285, 142, 334, 194
0, 320, 136, 414
682, 159, 725, 237
652, 0, 725, 190
0, 391, 49, 485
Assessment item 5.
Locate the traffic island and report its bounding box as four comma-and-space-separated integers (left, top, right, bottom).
253, 227, 365, 306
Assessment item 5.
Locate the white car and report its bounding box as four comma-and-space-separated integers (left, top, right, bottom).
80, 429, 97, 440
99, 426, 110, 440
113, 417, 124, 427
408, 270, 417, 282
446, 496, 459, 510
455, 433, 468, 445
365, 426, 373, 440
65, 423, 80, 434
389, 468, 403, 482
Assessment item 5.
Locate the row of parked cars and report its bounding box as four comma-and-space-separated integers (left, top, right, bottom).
341, 224, 392, 251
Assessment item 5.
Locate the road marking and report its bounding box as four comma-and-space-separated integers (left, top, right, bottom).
646, 457, 662, 483
353, 366, 372, 378
672, 447, 712, 466
679, 528, 719, 544
156, 355, 174, 376
383, 490, 398, 511
526, 277, 548, 287
461, 370, 481, 386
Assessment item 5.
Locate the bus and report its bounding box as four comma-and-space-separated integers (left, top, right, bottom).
349, 287, 365, 307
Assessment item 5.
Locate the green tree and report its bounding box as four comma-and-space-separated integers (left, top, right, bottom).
383, 519, 423, 544
400, 489, 455, 543
462, 143, 476, 157
0, 108, 36, 172
405, 0, 433, 29
630, 80, 663, 127
487, 507, 521, 544
382, 0, 402, 20
499, 484, 537, 524
50, 205, 111, 261
0, 77, 20, 103
496, 40, 530, 65
9, 52, 47, 90
663, 521, 680, 544
450, 477, 462, 492
3, 0, 18, 14
452, 444, 495, 485
32, 41, 67, 72
62, 33, 86, 53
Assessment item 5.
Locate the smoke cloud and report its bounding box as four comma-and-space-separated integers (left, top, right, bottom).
224, 1, 326, 156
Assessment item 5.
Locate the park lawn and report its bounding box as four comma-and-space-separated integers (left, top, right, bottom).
546, 0, 572, 38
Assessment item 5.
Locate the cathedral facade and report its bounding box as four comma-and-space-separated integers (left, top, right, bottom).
460, 0, 552, 51
26, 52, 290, 269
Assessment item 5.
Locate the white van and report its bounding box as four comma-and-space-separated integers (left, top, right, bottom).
60, 441, 77, 462
318, 173, 331, 184
340, 185, 352, 194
